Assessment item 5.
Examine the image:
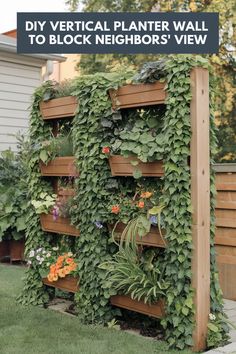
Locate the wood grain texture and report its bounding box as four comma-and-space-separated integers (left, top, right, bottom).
40, 214, 80, 237
190, 68, 210, 351
110, 295, 165, 318
109, 82, 166, 109
42, 276, 79, 293
40, 96, 77, 120
40, 157, 77, 177
109, 222, 166, 248
109, 155, 164, 177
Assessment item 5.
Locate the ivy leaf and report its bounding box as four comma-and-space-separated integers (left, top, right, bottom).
133, 169, 142, 179
207, 323, 219, 333
39, 150, 48, 163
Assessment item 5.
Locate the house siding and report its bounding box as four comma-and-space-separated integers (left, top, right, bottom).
0, 57, 42, 152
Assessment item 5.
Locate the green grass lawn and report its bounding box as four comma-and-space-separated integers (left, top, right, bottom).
0, 264, 191, 354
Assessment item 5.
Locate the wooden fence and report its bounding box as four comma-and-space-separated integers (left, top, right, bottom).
215, 164, 236, 300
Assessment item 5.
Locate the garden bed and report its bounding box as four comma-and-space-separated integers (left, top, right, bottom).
42, 275, 79, 293
40, 96, 77, 120
109, 82, 166, 110
40, 214, 80, 237
40, 157, 77, 177
109, 156, 164, 177
110, 295, 165, 318
110, 223, 166, 248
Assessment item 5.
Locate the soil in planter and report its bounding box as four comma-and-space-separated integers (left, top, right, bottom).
117, 308, 164, 340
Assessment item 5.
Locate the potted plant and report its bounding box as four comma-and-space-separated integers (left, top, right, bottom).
39, 132, 77, 177
39, 80, 77, 120
109, 59, 166, 110
0, 149, 28, 262
101, 107, 165, 178
32, 192, 80, 237
27, 247, 79, 293
106, 182, 166, 248
100, 246, 167, 318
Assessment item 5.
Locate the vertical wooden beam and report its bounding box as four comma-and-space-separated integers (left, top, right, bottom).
190, 67, 210, 351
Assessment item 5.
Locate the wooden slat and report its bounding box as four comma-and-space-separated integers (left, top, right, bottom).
217, 263, 236, 300
216, 201, 236, 210
110, 223, 166, 248
216, 218, 236, 229
109, 82, 166, 110
40, 214, 80, 237
190, 68, 210, 351
215, 228, 236, 246
216, 183, 236, 191
40, 157, 77, 177
110, 295, 164, 318
40, 96, 77, 120
42, 276, 79, 293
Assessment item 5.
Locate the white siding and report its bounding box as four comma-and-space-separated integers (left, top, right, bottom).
0, 57, 42, 152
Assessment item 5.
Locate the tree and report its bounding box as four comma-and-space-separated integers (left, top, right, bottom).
65, 0, 236, 162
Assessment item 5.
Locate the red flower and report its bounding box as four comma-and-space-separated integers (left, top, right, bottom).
138, 201, 145, 209
111, 205, 120, 214
102, 146, 110, 154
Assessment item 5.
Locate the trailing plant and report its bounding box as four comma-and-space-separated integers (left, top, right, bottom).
39, 133, 73, 164
20, 57, 227, 350
207, 313, 232, 348
100, 246, 168, 305
31, 192, 57, 215
41, 79, 77, 101
102, 106, 165, 177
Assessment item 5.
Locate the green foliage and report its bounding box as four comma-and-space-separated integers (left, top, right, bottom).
21, 56, 228, 350
31, 192, 57, 214
100, 247, 168, 304
0, 146, 28, 241
70, 72, 130, 323
39, 133, 73, 164
207, 313, 230, 348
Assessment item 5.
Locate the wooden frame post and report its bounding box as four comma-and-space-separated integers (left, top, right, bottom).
190, 67, 210, 351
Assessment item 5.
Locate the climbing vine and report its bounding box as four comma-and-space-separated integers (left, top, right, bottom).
19, 56, 228, 349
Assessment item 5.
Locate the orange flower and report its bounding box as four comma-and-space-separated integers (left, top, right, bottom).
111, 205, 120, 214
102, 146, 110, 154
66, 258, 73, 264
140, 192, 152, 199
47, 273, 54, 282
64, 266, 71, 275
58, 269, 66, 278
138, 201, 145, 208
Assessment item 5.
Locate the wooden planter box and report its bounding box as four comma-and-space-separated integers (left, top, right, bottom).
109, 156, 164, 177
9, 239, 25, 262
40, 214, 80, 237
110, 223, 166, 248
0, 240, 9, 260
40, 157, 77, 177
111, 295, 164, 318
40, 96, 77, 120
109, 82, 166, 110
42, 276, 79, 293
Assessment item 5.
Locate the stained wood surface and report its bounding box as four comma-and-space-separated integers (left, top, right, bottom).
110, 295, 164, 318
109, 82, 166, 109
110, 222, 166, 248
40, 214, 80, 237
215, 168, 236, 300
40, 96, 77, 120
109, 155, 164, 177
190, 68, 210, 351
42, 276, 79, 293
40, 157, 77, 177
